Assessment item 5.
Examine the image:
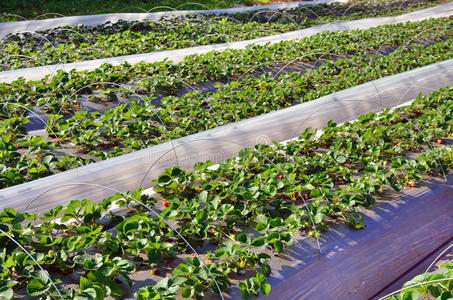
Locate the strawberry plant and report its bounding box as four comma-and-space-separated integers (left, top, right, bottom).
238, 272, 271, 300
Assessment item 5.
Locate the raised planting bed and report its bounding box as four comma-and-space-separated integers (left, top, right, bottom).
1, 16, 452, 85
0, 0, 445, 70
0, 86, 452, 299
1, 20, 453, 193
1, 1, 452, 79
0, 0, 345, 23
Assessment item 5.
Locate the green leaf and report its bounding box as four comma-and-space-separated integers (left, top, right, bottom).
27, 278, 50, 297
256, 222, 269, 232
79, 276, 91, 291
195, 210, 208, 223
107, 280, 124, 299
198, 191, 208, 203
254, 214, 268, 225
310, 189, 322, 198
269, 218, 283, 228
327, 120, 337, 128
157, 175, 171, 184
181, 287, 192, 298
314, 213, 324, 224
0, 286, 13, 300
260, 263, 271, 277
274, 240, 283, 253
147, 249, 162, 263
256, 273, 267, 285
74, 287, 97, 300
251, 237, 267, 248
236, 233, 251, 245
173, 264, 190, 277
439, 291, 453, 300
215, 249, 227, 258
302, 183, 315, 190
261, 283, 271, 295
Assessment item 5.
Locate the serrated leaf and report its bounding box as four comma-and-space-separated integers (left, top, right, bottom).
181, 287, 192, 298
274, 241, 283, 253
27, 278, 50, 297
236, 233, 251, 245
261, 283, 271, 295
251, 237, 267, 248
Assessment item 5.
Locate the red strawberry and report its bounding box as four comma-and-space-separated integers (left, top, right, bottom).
56, 139, 61, 144
16, 144, 20, 149
396, 143, 400, 147
437, 139, 443, 145
163, 201, 170, 208
151, 268, 160, 276
278, 174, 284, 180
409, 181, 415, 188
304, 193, 310, 199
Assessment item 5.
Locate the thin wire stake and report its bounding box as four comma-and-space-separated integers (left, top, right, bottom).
425, 242, 453, 273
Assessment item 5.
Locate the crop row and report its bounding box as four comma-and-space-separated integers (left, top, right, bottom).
51, 40, 453, 153
0, 86, 452, 299
1, 0, 240, 22
0, 0, 446, 70
2, 17, 451, 115
1, 20, 453, 189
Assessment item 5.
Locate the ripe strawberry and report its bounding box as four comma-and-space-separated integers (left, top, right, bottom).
163, 201, 170, 208
151, 268, 160, 276
304, 193, 310, 199
278, 174, 284, 180
437, 139, 443, 145
16, 144, 20, 149
408, 181, 415, 188
56, 139, 61, 144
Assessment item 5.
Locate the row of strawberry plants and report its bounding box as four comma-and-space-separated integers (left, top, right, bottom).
1, 27, 452, 189
2, 17, 452, 119
0, 0, 445, 70
50, 40, 453, 154
0, 87, 452, 299
0, 0, 242, 22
